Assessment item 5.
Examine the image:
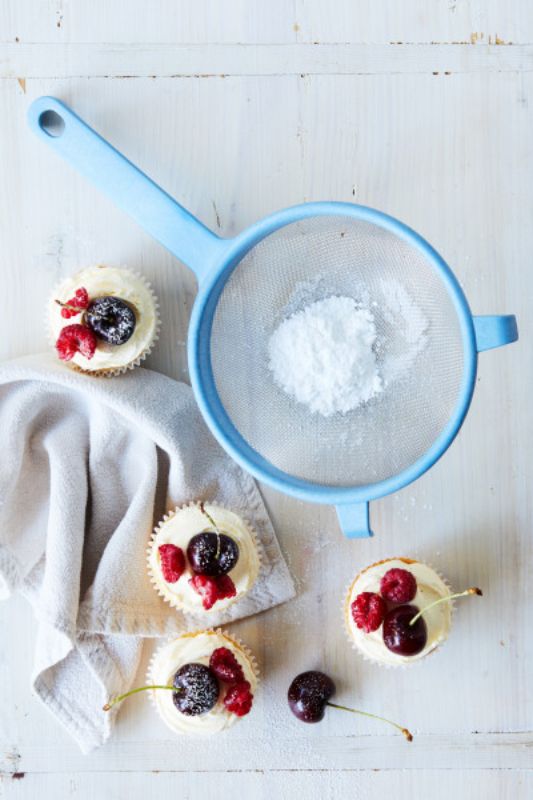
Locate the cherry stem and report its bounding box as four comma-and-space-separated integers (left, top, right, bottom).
102, 684, 179, 712
409, 587, 482, 627
55, 299, 83, 313
327, 702, 413, 742
200, 501, 222, 560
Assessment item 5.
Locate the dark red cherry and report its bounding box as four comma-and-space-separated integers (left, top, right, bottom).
382, 604, 427, 656
172, 663, 219, 716
288, 671, 336, 723
187, 532, 239, 576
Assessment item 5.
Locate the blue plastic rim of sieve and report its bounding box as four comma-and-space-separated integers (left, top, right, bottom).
28, 97, 519, 538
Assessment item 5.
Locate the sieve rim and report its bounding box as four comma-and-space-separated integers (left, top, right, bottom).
189, 201, 478, 503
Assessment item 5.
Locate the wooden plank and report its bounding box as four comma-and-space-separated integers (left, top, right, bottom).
2, 731, 533, 773
2, 771, 533, 800
1, 42, 532, 78
1, 0, 532, 46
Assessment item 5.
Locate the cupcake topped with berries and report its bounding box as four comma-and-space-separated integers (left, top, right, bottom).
345, 557, 481, 667
147, 630, 258, 734
147, 503, 260, 615
103, 630, 258, 734
49, 265, 159, 375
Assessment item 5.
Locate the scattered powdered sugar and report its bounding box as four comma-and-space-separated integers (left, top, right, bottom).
268, 296, 383, 417
378, 278, 429, 385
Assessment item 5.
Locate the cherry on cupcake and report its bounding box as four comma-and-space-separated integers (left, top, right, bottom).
86, 296, 136, 345
172, 663, 220, 716
287, 671, 412, 740
382, 587, 483, 657
383, 604, 428, 656
188, 502, 240, 577
103, 654, 254, 719
187, 532, 239, 577
103, 662, 220, 717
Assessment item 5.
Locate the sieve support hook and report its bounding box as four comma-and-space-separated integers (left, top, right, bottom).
336, 502, 373, 538
473, 315, 518, 352
27, 97, 226, 282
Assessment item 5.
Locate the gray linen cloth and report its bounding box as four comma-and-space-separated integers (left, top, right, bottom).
0, 354, 294, 752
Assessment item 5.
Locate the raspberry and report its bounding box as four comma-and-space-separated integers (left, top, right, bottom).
224, 681, 253, 716
215, 574, 237, 602
55, 324, 97, 361
158, 544, 185, 583
209, 647, 245, 685
189, 574, 237, 610
351, 591, 386, 633
58, 287, 90, 319
380, 568, 417, 603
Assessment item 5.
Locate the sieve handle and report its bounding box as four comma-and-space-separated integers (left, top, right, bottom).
336, 502, 373, 538
27, 97, 225, 279
473, 315, 518, 352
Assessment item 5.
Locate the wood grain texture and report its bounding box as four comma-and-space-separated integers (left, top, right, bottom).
0, 2, 532, 798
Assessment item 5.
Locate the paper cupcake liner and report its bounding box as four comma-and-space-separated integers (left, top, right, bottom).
146, 629, 260, 732
147, 501, 263, 617
47, 266, 161, 377
342, 557, 454, 669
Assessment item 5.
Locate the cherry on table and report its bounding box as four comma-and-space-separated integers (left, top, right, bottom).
287, 670, 336, 723
287, 670, 413, 740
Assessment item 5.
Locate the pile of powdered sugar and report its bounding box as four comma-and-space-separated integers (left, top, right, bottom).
268, 295, 383, 417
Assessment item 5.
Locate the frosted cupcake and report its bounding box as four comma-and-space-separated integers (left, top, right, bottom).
49, 265, 159, 375
344, 557, 481, 667
147, 503, 260, 615
103, 630, 259, 734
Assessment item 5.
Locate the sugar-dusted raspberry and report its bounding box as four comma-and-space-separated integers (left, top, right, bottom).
209, 647, 245, 685
189, 574, 237, 610
189, 575, 219, 609
158, 543, 185, 583
215, 574, 237, 602
55, 324, 97, 361
351, 591, 386, 633
380, 568, 417, 603
58, 287, 90, 319
224, 681, 253, 716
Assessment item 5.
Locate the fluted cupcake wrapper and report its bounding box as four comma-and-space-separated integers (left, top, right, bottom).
342, 557, 454, 670
146, 629, 260, 734
47, 267, 161, 377
146, 501, 263, 617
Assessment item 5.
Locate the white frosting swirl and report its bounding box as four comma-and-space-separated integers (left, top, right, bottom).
346, 558, 452, 666
149, 631, 258, 734
148, 504, 260, 614
49, 266, 158, 371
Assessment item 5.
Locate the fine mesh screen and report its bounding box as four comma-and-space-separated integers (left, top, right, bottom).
210, 216, 465, 487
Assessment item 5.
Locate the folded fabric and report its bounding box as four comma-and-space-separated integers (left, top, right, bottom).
0, 354, 295, 752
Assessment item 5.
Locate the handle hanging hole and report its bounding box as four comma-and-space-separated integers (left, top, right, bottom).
38, 109, 65, 137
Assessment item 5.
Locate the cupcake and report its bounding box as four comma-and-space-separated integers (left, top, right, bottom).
49, 265, 159, 375
148, 629, 259, 734
344, 557, 453, 667
147, 503, 260, 615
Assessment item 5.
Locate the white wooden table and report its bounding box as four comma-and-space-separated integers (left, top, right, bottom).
1, 2, 532, 797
